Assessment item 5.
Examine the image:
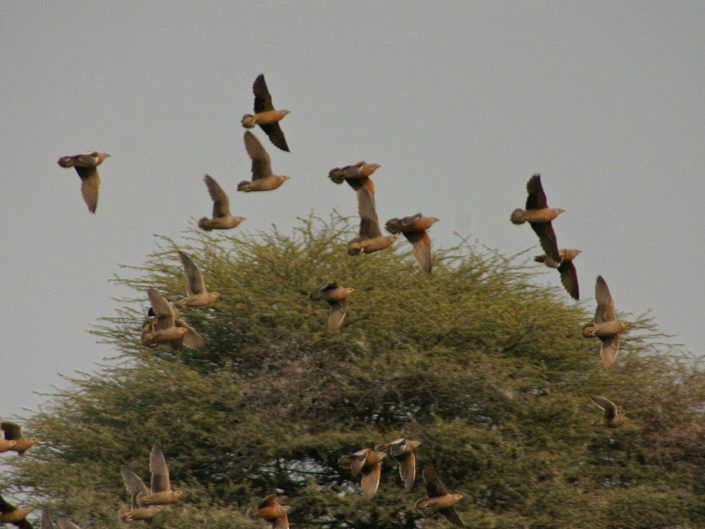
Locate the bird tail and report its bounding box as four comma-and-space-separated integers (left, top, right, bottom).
337, 455, 353, 468
237, 181, 251, 191
328, 168, 346, 184
197, 217, 212, 231
58, 156, 76, 167
581, 324, 595, 337
510, 209, 526, 224
241, 114, 256, 128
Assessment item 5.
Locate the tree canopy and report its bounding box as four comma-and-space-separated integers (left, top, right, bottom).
3, 214, 705, 529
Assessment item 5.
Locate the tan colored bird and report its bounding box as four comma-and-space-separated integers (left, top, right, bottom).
241, 74, 290, 152
253, 494, 290, 529
57, 151, 110, 213
590, 395, 626, 428
237, 132, 290, 192
198, 174, 245, 231
329, 161, 381, 187
385, 214, 439, 273
374, 438, 421, 490
0, 493, 33, 529
140, 289, 206, 351
338, 448, 386, 499
119, 467, 165, 523
136, 444, 183, 506
309, 281, 354, 331
534, 249, 581, 300
174, 252, 220, 308
416, 464, 464, 529
582, 276, 630, 369
1, 422, 37, 455
510, 174, 564, 264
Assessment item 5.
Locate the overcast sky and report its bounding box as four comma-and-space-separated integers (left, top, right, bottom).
2, 1, 704, 422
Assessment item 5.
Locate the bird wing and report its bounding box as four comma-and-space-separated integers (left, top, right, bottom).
273, 513, 290, 529
40, 511, 54, 529
252, 74, 273, 112
203, 175, 232, 218
397, 451, 416, 490
590, 396, 618, 420
525, 173, 547, 209
423, 464, 448, 498
0, 493, 16, 513
349, 449, 368, 477
75, 166, 100, 213
440, 506, 465, 529
404, 231, 433, 273
147, 289, 176, 328
600, 335, 620, 369
244, 131, 273, 180
258, 494, 278, 509
1, 422, 22, 441
594, 276, 616, 323
558, 260, 579, 300
150, 444, 171, 493
56, 519, 81, 529
360, 462, 381, 499
357, 183, 382, 239
260, 122, 290, 152
175, 320, 206, 351
529, 220, 561, 265
327, 298, 348, 331
122, 467, 150, 497
178, 252, 206, 296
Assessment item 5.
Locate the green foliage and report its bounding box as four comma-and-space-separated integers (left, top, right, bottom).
3, 213, 705, 528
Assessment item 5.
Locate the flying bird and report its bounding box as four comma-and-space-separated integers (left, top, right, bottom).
374, 438, 421, 490
241, 74, 290, 152
510, 174, 564, 264
238, 131, 290, 192
140, 289, 206, 351
385, 214, 439, 273
582, 276, 630, 369
57, 151, 110, 213
416, 464, 464, 529
534, 248, 581, 300
1, 422, 37, 455
252, 494, 290, 529
0, 493, 33, 529
338, 448, 386, 499
174, 252, 220, 308
40, 512, 80, 529
119, 467, 165, 523
329, 161, 381, 188
198, 175, 245, 231
590, 395, 626, 428
136, 444, 183, 506
309, 281, 354, 331
0, 422, 17, 454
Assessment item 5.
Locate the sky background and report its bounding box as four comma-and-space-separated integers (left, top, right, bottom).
2, 2, 704, 423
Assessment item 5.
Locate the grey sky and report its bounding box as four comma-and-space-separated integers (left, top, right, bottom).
2, 2, 704, 420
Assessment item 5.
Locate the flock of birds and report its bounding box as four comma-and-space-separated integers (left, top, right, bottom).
1, 74, 633, 529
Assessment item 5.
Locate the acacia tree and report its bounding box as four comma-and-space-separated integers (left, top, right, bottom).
3, 214, 705, 529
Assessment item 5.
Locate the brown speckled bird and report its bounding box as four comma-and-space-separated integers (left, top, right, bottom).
198, 174, 245, 231
136, 444, 183, 506
374, 438, 421, 490
241, 74, 290, 152
338, 448, 386, 499
309, 281, 354, 331
1, 422, 37, 456
590, 395, 626, 428
0, 493, 33, 529
141, 289, 206, 351
582, 276, 630, 369
416, 464, 464, 529
238, 131, 290, 192
57, 151, 110, 213
174, 252, 220, 308
119, 467, 165, 523
253, 494, 290, 529
534, 249, 581, 300
510, 174, 564, 264
328, 161, 381, 187
385, 214, 439, 273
